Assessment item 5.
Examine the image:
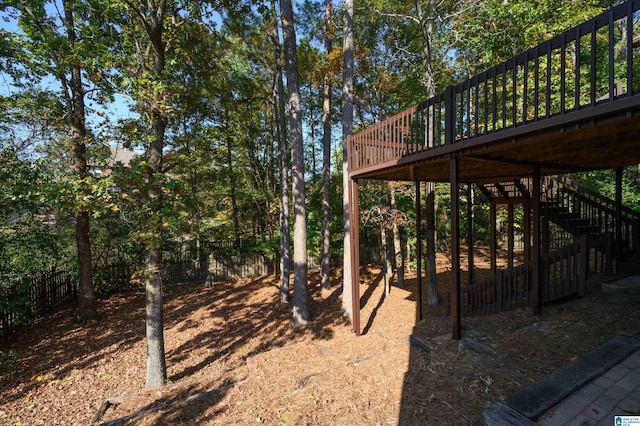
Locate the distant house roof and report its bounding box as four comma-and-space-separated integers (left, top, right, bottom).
103, 144, 136, 176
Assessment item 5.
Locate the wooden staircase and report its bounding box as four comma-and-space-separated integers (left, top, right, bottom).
459, 175, 640, 317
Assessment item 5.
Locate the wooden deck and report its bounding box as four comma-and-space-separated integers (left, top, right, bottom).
348, 1, 640, 183
346, 0, 640, 337
350, 104, 640, 183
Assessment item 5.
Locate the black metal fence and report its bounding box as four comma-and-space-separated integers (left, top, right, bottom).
0, 269, 77, 337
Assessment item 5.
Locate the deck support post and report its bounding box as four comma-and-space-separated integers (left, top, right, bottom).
415, 181, 423, 322
467, 184, 475, 286
349, 178, 361, 335
615, 167, 623, 269
450, 155, 461, 340
532, 167, 542, 315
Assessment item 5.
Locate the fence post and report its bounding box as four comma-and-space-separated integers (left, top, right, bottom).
497, 270, 504, 314
49, 272, 56, 311
445, 291, 451, 316
38, 274, 47, 316
634, 218, 640, 263
605, 231, 613, 275
579, 235, 588, 296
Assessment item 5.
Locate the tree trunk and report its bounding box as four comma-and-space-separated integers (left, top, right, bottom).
416, 0, 437, 95
416, 0, 439, 306
390, 185, 404, 286
145, 248, 165, 390
381, 223, 392, 296
341, 0, 355, 319
62, 0, 98, 323
280, 0, 309, 325
75, 210, 97, 321
272, 2, 291, 303
226, 130, 241, 250
320, 0, 333, 291
143, 3, 168, 390
426, 182, 439, 305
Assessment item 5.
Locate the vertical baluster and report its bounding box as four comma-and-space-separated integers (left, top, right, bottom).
626, 1, 634, 95
608, 9, 615, 101
446, 86, 456, 145
460, 87, 465, 141
402, 111, 407, 155
430, 100, 435, 147
412, 109, 417, 153
458, 88, 463, 141
435, 98, 440, 146
399, 113, 404, 157
395, 114, 400, 158
591, 21, 597, 106
380, 124, 385, 163
561, 34, 566, 114
386, 120, 391, 160
575, 26, 581, 109
546, 43, 552, 118
417, 108, 423, 152
425, 103, 430, 149
439, 96, 444, 145
385, 120, 390, 162
524, 53, 529, 123
534, 47, 540, 120
431, 99, 436, 147
430, 99, 435, 146
484, 75, 489, 133
501, 63, 507, 129
466, 81, 471, 138
474, 82, 479, 136
492, 70, 497, 132
407, 109, 412, 153
380, 123, 384, 163
421, 103, 426, 149
512, 58, 517, 127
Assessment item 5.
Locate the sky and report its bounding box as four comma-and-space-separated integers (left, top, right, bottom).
0, 3, 137, 129
0, 2, 229, 129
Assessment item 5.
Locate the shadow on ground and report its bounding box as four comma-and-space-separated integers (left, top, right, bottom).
0, 268, 350, 425
395, 263, 640, 424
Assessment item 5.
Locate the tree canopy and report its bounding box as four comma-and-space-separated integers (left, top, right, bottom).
1, 0, 638, 385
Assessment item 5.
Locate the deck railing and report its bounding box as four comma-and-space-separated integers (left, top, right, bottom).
543, 175, 640, 258
349, 0, 640, 174
456, 236, 590, 317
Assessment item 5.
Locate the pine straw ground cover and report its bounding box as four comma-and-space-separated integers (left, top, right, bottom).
1, 252, 639, 425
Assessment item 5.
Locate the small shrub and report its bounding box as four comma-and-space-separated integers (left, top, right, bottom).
0, 349, 19, 376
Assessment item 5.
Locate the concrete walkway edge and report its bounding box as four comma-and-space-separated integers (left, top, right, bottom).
484, 326, 640, 425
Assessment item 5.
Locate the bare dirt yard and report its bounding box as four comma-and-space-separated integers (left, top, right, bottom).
1, 250, 639, 425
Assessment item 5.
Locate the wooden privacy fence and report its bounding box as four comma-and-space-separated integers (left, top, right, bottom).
208, 253, 272, 280
1, 253, 272, 338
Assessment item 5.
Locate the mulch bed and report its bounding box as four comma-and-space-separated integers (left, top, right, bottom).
1, 254, 639, 425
